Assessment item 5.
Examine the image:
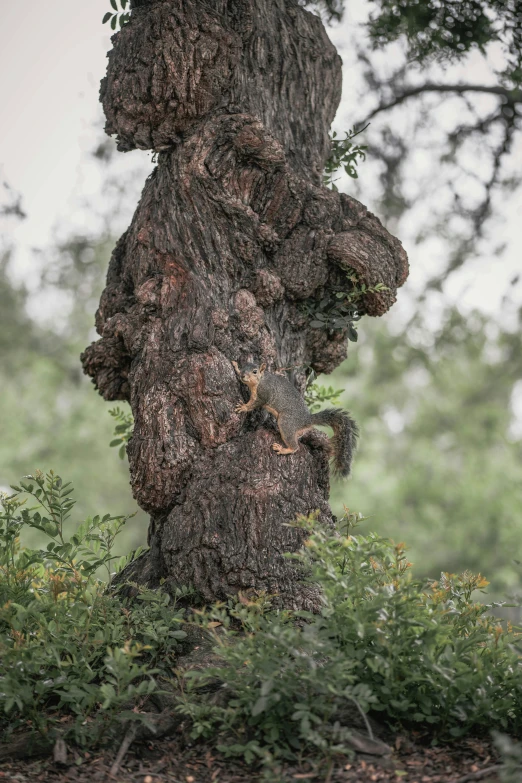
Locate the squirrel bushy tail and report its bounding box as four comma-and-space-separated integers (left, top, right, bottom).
310, 408, 359, 478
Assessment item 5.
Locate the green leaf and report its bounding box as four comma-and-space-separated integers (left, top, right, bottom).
110, 0, 118, 9
110, 14, 118, 29
251, 696, 268, 716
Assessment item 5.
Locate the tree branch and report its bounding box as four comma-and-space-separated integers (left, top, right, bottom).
364, 83, 522, 122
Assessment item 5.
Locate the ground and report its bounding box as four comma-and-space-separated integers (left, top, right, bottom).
0, 733, 502, 782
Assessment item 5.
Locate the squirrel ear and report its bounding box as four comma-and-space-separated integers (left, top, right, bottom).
259, 363, 266, 373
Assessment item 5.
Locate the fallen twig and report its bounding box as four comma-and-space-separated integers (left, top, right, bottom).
109, 722, 139, 779
454, 765, 503, 782
348, 696, 374, 740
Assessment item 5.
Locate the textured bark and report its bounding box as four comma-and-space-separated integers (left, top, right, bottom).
82, 0, 408, 608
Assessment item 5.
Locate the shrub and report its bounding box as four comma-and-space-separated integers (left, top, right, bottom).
2, 476, 521, 765
177, 513, 522, 763
0, 471, 187, 746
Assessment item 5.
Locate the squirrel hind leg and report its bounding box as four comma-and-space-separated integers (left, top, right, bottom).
272, 419, 312, 455
272, 443, 297, 455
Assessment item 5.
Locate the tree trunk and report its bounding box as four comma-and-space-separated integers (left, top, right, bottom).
81, 0, 408, 609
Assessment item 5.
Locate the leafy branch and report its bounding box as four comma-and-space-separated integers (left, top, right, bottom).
6, 470, 135, 583
301, 268, 388, 342
103, 0, 131, 30
323, 125, 369, 190
304, 382, 343, 413
109, 406, 134, 460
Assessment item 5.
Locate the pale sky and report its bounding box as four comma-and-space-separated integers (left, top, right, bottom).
0, 0, 520, 322
0, 2, 115, 242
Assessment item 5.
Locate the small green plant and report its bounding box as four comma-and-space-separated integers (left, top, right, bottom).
177, 513, 522, 764
0, 471, 187, 746
302, 267, 388, 340
109, 406, 134, 459
323, 126, 369, 190
103, 0, 131, 30
304, 381, 343, 412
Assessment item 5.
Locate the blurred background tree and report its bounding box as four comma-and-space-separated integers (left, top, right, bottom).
0, 171, 149, 551
330, 309, 522, 598
0, 0, 520, 597
308, 0, 522, 600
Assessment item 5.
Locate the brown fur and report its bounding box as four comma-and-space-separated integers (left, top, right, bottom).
233, 361, 358, 477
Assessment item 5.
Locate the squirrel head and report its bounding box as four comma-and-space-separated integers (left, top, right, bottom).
238, 362, 266, 387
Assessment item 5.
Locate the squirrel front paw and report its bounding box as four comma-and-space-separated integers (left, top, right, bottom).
236, 403, 249, 413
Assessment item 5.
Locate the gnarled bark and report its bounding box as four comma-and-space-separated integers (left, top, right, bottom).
82, 0, 408, 608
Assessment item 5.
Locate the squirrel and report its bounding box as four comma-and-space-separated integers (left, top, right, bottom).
232, 362, 358, 477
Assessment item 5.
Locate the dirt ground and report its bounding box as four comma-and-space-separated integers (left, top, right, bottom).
0, 732, 504, 783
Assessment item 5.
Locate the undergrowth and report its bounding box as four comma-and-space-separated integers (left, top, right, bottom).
0, 471, 188, 746
1, 473, 521, 770
177, 513, 522, 764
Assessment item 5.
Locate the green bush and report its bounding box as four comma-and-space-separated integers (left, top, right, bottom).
2, 475, 521, 765
0, 471, 187, 746
177, 514, 522, 763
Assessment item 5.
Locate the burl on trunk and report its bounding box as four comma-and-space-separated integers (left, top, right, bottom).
82, 0, 408, 609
